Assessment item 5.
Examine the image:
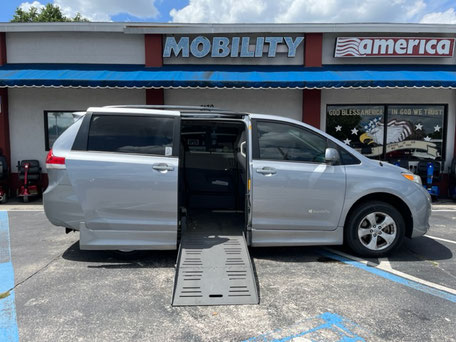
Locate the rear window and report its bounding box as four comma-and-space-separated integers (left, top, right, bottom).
87, 115, 174, 156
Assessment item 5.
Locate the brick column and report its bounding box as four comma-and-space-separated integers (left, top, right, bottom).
146, 89, 164, 105
0, 89, 10, 168
0, 32, 10, 170
302, 90, 321, 129
304, 33, 322, 67
0, 32, 6, 65
145, 34, 163, 68
145, 34, 164, 105
302, 33, 323, 129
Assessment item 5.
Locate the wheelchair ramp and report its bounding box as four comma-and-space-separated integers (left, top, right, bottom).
172, 215, 258, 306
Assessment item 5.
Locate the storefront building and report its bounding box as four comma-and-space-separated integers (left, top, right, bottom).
0, 23, 455, 195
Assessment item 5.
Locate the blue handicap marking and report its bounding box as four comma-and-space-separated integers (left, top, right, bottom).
244, 312, 366, 342
0, 211, 19, 342
318, 249, 456, 303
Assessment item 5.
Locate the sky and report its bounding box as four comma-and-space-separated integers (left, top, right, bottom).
0, 0, 456, 24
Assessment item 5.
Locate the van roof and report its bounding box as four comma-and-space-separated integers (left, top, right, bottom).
88, 105, 249, 118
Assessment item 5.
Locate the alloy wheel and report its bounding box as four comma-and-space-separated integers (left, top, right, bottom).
357, 212, 397, 251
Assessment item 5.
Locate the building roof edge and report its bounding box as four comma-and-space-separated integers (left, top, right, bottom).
0, 22, 455, 34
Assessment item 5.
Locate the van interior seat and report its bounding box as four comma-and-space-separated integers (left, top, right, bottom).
184, 151, 236, 209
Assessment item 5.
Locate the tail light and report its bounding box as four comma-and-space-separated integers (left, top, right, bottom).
46, 149, 66, 169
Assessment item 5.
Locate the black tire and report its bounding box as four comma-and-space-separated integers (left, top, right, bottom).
0, 194, 6, 204
111, 250, 141, 260
345, 201, 405, 258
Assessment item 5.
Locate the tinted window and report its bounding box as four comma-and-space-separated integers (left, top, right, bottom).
256, 121, 327, 162
328, 140, 360, 165
181, 123, 241, 153
339, 148, 360, 165
88, 115, 174, 156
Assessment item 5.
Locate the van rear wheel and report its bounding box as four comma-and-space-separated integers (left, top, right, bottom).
345, 201, 405, 258
112, 250, 141, 259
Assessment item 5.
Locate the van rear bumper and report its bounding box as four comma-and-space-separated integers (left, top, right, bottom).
43, 170, 83, 230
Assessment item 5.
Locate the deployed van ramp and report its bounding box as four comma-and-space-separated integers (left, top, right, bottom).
172, 213, 259, 306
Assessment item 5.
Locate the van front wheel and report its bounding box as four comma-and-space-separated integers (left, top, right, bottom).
345, 201, 405, 258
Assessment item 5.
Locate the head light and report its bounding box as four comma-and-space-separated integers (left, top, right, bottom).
402, 172, 422, 185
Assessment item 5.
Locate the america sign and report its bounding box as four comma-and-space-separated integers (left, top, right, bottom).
335, 37, 455, 57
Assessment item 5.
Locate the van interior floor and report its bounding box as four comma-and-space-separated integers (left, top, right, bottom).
172, 210, 259, 306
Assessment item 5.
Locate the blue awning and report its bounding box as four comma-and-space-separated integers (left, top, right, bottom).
0, 63, 455, 89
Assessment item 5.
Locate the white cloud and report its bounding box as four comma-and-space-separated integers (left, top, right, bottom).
54, 0, 159, 21
19, 1, 45, 11
420, 8, 456, 24
170, 0, 429, 23
18, 0, 159, 21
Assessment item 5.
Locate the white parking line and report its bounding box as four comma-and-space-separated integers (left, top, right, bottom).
6, 209, 44, 212
432, 209, 456, 212
324, 248, 456, 296
426, 235, 456, 245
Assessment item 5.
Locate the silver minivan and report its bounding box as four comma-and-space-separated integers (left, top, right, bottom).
44, 106, 431, 258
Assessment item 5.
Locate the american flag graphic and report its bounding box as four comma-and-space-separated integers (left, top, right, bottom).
364, 118, 412, 145
334, 37, 363, 57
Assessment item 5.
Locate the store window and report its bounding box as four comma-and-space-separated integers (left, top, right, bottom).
385, 105, 445, 160
327, 105, 385, 159
326, 104, 446, 161
44, 111, 82, 150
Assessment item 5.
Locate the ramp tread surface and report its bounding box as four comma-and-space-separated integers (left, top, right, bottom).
172, 213, 258, 306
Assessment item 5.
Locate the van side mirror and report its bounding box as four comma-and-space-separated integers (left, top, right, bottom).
325, 148, 340, 165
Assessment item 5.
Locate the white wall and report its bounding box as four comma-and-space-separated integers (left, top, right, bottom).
165, 88, 302, 120
6, 32, 145, 64
321, 88, 456, 169
8, 88, 146, 169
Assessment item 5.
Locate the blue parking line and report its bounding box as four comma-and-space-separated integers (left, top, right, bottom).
318, 249, 456, 304
244, 312, 366, 341
0, 211, 19, 342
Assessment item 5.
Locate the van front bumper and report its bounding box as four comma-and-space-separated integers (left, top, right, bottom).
408, 186, 432, 238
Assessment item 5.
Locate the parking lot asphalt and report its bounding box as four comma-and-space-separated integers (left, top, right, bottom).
1, 205, 456, 341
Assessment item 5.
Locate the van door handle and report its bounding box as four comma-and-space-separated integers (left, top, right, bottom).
256, 167, 277, 175
152, 163, 174, 172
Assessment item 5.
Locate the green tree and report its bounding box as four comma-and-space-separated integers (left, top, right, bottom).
11, 3, 89, 22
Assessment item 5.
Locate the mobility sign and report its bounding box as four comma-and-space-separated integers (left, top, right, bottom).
163, 36, 304, 58
335, 37, 455, 57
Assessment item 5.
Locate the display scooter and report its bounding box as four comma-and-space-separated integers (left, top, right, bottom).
16, 160, 41, 202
